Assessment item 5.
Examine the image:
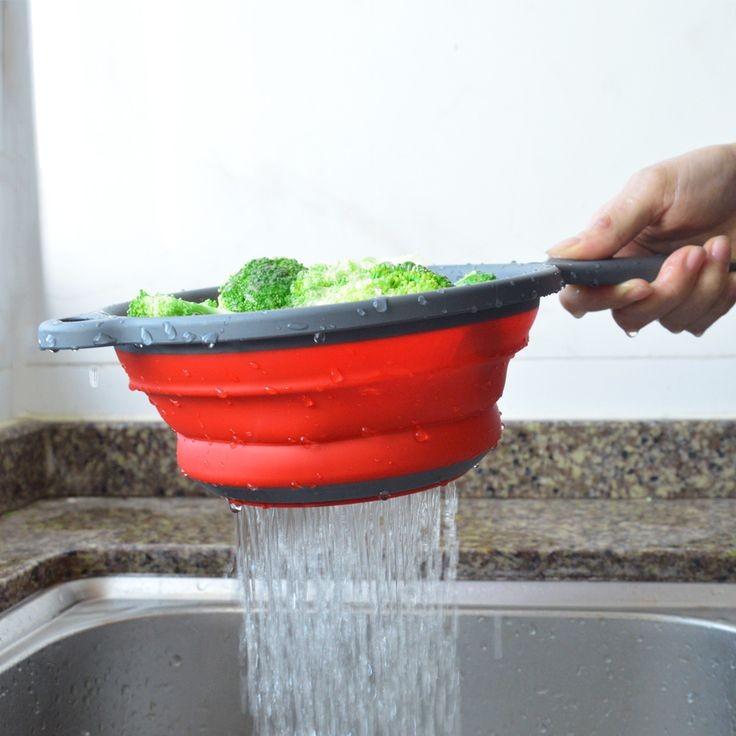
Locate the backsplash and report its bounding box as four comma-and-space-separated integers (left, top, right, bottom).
1, 420, 734, 514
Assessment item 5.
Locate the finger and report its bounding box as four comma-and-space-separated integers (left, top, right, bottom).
559, 279, 653, 318
659, 236, 731, 333
547, 167, 669, 259
687, 270, 736, 336
611, 245, 706, 333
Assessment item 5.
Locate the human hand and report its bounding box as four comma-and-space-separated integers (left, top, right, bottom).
547, 143, 736, 335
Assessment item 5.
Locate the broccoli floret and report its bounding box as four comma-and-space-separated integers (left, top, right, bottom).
219, 257, 305, 312
290, 259, 452, 307
370, 261, 453, 294
290, 260, 377, 307
455, 270, 496, 286
127, 291, 221, 318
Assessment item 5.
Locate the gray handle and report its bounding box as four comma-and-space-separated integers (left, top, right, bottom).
549, 255, 736, 287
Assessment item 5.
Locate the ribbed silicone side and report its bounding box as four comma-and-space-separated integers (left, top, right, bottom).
116, 308, 537, 503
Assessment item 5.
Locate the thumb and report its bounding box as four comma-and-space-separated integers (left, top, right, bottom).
547, 169, 666, 259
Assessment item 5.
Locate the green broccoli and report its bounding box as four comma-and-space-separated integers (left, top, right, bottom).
290, 259, 452, 307
128, 258, 492, 317
455, 270, 496, 286
127, 291, 221, 318
219, 257, 305, 312
370, 261, 453, 294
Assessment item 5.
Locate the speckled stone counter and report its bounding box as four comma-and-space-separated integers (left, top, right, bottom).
0, 498, 233, 613
2, 495, 736, 613
2, 420, 734, 512
0, 419, 735, 613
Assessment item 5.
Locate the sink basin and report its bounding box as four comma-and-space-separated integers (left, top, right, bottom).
2, 577, 736, 735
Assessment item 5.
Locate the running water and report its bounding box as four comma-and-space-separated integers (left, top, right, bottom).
235, 484, 461, 736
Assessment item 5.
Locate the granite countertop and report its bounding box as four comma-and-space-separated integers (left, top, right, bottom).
0, 419, 734, 614
2, 493, 736, 613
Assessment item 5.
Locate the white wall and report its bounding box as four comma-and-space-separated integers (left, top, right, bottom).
1, 1, 44, 423
19, 0, 736, 420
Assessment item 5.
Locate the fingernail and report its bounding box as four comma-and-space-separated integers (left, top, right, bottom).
711, 236, 731, 265
547, 236, 581, 256
686, 248, 706, 271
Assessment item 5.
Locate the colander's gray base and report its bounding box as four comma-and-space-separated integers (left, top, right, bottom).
204, 453, 488, 506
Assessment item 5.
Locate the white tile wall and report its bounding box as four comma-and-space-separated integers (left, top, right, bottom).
13, 0, 736, 419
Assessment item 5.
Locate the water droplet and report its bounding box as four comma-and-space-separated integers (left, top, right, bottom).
228, 501, 242, 514
287, 322, 309, 331
330, 368, 344, 383
626, 330, 639, 338
248, 361, 259, 369
140, 328, 154, 346
301, 395, 315, 407
182, 368, 191, 377
44, 334, 57, 348
372, 297, 388, 313
414, 428, 430, 442
687, 691, 697, 704
356, 307, 367, 317
298, 435, 313, 445
163, 322, 177, 339
289, 481, 303, 489
215, 387, 229, 399
182, 331, 196, 343
169, 654, 182, 668
417, 295, 428, 306
88, 366, 99, 389
264, 386, 279, 395
378, 491, 390, 501
169, 398, 182, 407
92, 332, 115, 346
360, 426, 373, 437
202, 332, 218, 348
313, 331, 326, 344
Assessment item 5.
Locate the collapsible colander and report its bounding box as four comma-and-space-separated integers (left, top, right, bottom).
38, 256, 717, 506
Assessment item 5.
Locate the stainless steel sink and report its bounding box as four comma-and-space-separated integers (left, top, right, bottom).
2, 577, 736, 735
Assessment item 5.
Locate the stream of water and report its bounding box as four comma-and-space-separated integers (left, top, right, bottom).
235, 483, 461, 735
